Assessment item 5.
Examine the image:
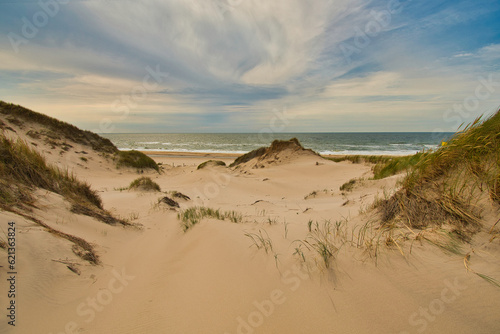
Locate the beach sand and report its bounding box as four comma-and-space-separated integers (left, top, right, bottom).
1, 126, 500, 334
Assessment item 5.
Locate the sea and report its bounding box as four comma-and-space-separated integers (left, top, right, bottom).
101, 132, 455, 156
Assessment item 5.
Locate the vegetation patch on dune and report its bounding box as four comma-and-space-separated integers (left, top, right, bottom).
304, 189, 332, 199
327, 154, 430, 180
129, 176, 161, 192
372, 153, 429, 179
340, 179, 357, 192
70, 203, 129, 226
293, 219, 346, 268
0, 134, 130, 228
117, 150, 159, 172
197, 160, 226, 169
230, 147, 267, 167
378, 110, 500, 238
178, 206, 243, 231
0, 101, 117, 154
0, 119, 15, 133
327, 155, 392, 164
0, 134, 102, 209
158, 196, 180, 208
170, 191, 191, 201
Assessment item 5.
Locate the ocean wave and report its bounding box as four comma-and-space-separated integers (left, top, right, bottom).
120, 148, 248, 154
117, 147, 418, 156
335, 144, 387, 149
319, 150, 418, 156
389, 143, 417, 147
110, 133, 445, 157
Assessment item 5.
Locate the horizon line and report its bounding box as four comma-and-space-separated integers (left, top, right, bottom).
99, 131, 457, 135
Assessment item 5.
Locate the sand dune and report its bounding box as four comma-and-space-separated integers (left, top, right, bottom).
1, 106, 500, 334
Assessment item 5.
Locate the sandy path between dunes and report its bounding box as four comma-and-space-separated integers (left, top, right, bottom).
1, 154, 500, 334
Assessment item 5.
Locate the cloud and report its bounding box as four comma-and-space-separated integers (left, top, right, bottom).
0, 0, 499, 132
68, 0, 337, 86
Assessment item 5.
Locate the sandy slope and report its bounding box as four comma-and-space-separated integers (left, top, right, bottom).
1, 132, 500, 333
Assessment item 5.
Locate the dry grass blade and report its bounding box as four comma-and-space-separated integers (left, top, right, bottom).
463, 252, 500, 289
71, 203, 130, 226
489, 218, 500, 234
422, 232, 463, 255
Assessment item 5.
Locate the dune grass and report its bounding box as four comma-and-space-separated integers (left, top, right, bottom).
296, 219, 346, 268
378, 109, 500, 236
0, 134, 129, 227
340, 179, 357, 192
178, 206, 243, 231
372, 152, 429, 180
116, 150, 159, 172
129, 177, 161, 192
245, 229, 274, 254
70, 203, 129, 226
327, 154, 429, 180
327, 155, 392, 164
0, 132, 126, 263
0, 134, 102, 209
404, 112, 500, 196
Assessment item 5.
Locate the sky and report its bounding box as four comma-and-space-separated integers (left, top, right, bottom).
0, 0, 499, 133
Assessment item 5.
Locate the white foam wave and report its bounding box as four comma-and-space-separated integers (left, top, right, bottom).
319, 150, 418, 156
